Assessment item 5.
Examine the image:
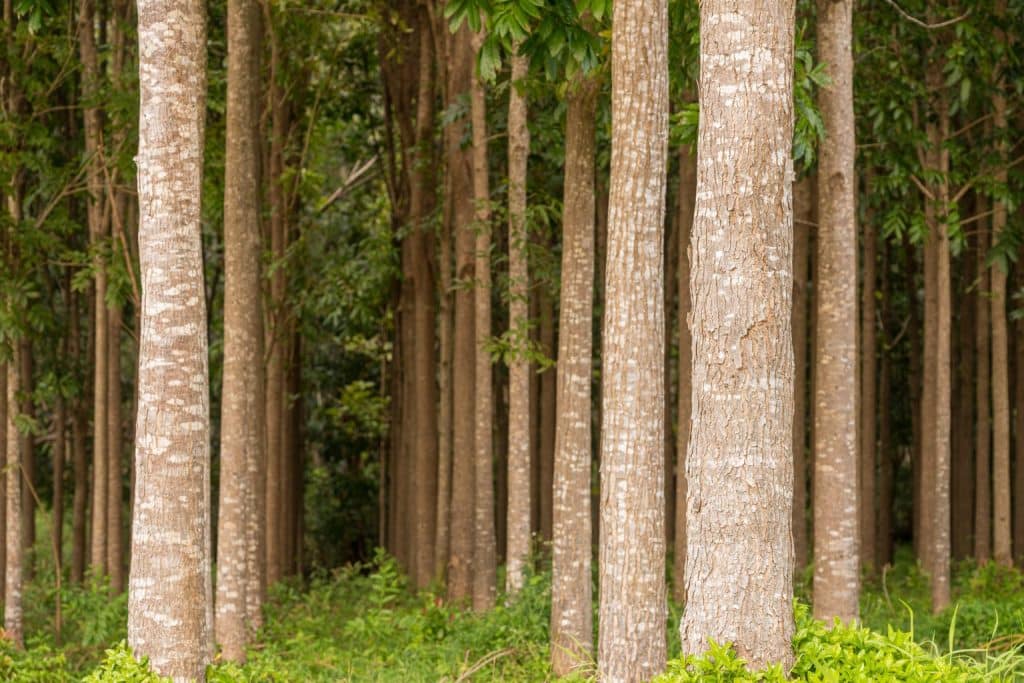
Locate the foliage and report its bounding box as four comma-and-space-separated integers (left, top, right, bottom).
81, 643, 168, 683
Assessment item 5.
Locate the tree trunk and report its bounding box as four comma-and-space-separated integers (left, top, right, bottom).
107, 305, 124, 592
0, 364, 5, 600
539, 288, 555, 545
446, 22, 476, 604
1014, 259, 1024, 565
876, 241, 894, 567
792, 174, 813, 572
5, 362, 23, 648
860, 175, 877, 573
680, 0, 795, 670
597, 0, 668, 674
79, 0, 109, 579
813, 0, 859, 622
70, 291, 88, 584
129, 0, 213, 677
952, 239, 975, 561
505, 52, 531, 595
435, 162, 454, 583
673, 143, 695, 603
975, 207, 991, 563
216, 0, 264, 656
991, 38, 1011, 567
18, 341, 34, 578
550, 70, 598, 677
470, 29, 496, 612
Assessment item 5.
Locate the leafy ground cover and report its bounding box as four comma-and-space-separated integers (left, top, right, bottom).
5, 546, 1024, 681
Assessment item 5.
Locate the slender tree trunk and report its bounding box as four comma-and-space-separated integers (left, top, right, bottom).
673, 143, 695, 602
0, 364, 5, 599
129, 0, 213, 677
550, 70, 598, 677
216, 0, 264, 656
264, 16, 287, 587
860, 176, 877, 573
680, 0, 795, 669
79, 0, 109, 578
470, 29, 496, 612
663, 176, 678, 551
597, 0, 668, 673
1014, 259, 1024, 566
877, 242, 894, 567
70, 292, 88, 584
539, 289, 555, 545
18, 341, 34, 577
952, 240, 975, 561
5, 362, 23, 648
991, 34, 1012, 566
107, 305, 124, 591
975, 208, 991, 563
435, 169, 454, 582
54, 390, 67, 586
792, 174, 812, 572
446, 22, 476, 604
813, 0, 859, 622
505, 52, 531, 594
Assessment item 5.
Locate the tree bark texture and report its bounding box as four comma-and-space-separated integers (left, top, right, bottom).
597, 0, 668, 675
4, 363, 22, 647
813, 0, 859, 623
673, 142, 696, 603
106, 307, 124, 592
550, 71, 597, 677
860, 176, 877, 573
505, 51, 531, 595
680, 0, 795, 670
129, 0, 213, 677
216, 0, 264, 658
792, 174, 813, 572
975, 208, 991, 563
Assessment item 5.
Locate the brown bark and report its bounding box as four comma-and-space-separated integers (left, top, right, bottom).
446, 22, 476, 604
975, 206, 991, 562
79, 0, 109, 578
673, 143, 696, 603
70, 289, 89, 584
505, 51, 531, 594
538, 288, 555, 545
216, 0, 264, 656
107, 305, 124, 591
860, 175, 877, 573
680, 0, 795, 669
663, 172, 678, 551
1015, 260, 1024, 565
18, 341, 34, 576
792, 174, 813, 572
550, 70, 598, 677
877, 243, 894, 567
952, 241, 975, 561
406, 18, 439, 591
435, 163, 454, 582
597, 0, 668, 673
5, 362, 23, 647
813, 0, 859, 622
470, 29, 496, 612
129, 0, 213, 675
991, 30, 1012, 566
0, 364, 5, 598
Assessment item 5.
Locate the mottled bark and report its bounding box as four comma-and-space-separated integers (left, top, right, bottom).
17, 342, 33, 577
446, 23, 476, 604
975, 208, 991, 563
813, 0, 859, 622
4, 363, 22, 647
597, 0, 668, 674
681, 0, 795, 670
550, 71, 597, 677
952, 245, 974, 561
216, 0, 264, 658
505, 52, 531, 595
129, 0, 213, 678
673, 143, 695, 603
470, 29, 496, 612
792, 174, 812, 572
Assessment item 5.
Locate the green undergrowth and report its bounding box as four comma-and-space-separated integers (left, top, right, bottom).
5, 547, 1024, 681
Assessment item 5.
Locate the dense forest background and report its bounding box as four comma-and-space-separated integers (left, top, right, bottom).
1, 0, 1024, 680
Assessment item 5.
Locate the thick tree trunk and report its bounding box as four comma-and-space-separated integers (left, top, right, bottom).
216, 0, 264, 657
129, 0, 213, 677
470, 29, 496, 612
792, 174, 813, 572
5, 363, 23, 647
446, 23, 476, 604
813, 0, 859, 622
550, 70, 598, 677
975, 208, 991, 563
680, 0, 795, 670
597, 0, 668, 674
505, 52, 531, 595
673, 143, 695, 603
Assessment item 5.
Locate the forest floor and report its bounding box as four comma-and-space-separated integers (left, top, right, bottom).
5, 526, 1024, 681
